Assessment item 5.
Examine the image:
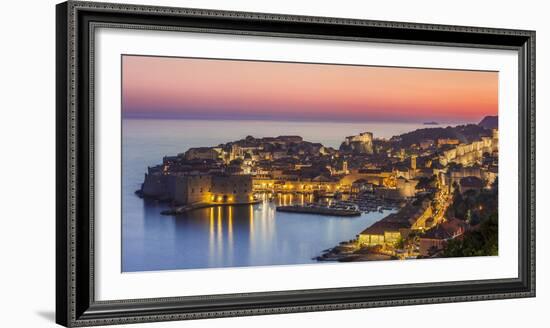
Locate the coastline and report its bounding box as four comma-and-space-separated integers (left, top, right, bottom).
315, 208, 400, 262
123, 118, 498, 270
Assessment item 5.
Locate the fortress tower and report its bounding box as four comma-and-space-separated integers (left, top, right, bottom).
342, 132, 374, 154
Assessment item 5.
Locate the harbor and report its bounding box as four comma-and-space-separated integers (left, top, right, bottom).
123, 192, 391, 271
123, 117, 499, 271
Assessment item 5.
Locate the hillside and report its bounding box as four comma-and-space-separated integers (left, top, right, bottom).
392, 124, 491, 147
478, 116, 498, 130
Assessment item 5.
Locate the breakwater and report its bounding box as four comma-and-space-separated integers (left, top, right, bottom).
276, 205, 361, 217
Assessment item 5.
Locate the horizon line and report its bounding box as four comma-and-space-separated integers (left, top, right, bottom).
121, 115, 492, 126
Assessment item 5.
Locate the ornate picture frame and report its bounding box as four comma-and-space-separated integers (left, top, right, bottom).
56, 1, 535, 326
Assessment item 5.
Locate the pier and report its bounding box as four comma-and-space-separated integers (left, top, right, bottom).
161, 199, 261, 216
276, 205, 361, 217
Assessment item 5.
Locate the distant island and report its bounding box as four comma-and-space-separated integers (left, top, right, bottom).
423, 121, 439, 125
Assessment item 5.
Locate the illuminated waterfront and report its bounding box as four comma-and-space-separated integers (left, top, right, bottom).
122, 119, 407, 272
122, 118, 498, 271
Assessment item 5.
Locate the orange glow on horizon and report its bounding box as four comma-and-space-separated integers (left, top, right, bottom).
122, 55, 498, 123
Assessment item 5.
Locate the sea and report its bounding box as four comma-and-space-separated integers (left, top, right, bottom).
122, 119, 428, 272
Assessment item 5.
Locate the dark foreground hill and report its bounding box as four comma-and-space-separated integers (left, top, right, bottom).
392, 124, 491, 147
478, 116, 498, 130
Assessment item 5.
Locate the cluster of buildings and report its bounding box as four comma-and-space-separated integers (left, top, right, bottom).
139, 125, 499, 254
357, 199, 434, 246
139, 135, 330, 206
348, 128, 498, 258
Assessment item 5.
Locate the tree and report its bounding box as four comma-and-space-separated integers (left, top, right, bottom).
395, 236, 405, 249
442, 214, 498, 257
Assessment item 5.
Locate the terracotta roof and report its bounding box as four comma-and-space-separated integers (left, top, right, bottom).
312, 175, 333, 182
421, 218, 468, 240
360, 220, 410, 235
360, 203, 427, 235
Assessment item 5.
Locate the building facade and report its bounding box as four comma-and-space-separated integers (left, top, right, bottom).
141, 171, 254, 205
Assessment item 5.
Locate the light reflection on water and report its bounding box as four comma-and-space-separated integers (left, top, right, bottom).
123, 195, 393, 272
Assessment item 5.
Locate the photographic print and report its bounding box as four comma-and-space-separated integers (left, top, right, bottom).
122, 55, 499, 272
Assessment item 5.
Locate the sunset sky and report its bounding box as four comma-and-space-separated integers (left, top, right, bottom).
122, 55, 498, 124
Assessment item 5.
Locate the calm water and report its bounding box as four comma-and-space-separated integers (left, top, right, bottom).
122, 119, 424, 272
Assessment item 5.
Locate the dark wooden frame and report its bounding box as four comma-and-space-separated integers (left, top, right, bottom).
56, 1, 536, 326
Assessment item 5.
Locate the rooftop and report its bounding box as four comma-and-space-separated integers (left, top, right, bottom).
421, 218, 468, 240
360, 202, 428, 235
